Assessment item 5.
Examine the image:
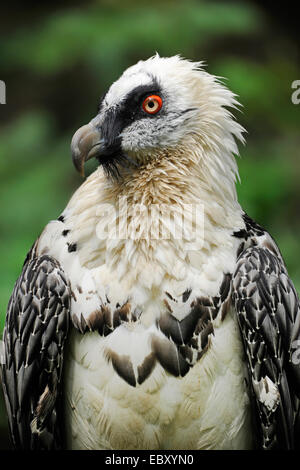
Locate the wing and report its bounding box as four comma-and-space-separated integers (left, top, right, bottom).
232, 244, 300, 449
1, 248, 70, 449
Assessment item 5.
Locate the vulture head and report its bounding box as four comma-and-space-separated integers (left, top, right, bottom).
71, 54, 245, 198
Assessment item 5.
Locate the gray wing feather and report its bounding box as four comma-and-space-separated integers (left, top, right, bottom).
232, 245, 300, 449
1, 250, 70, 449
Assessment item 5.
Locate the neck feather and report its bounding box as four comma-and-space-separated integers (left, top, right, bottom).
66, 143, 243, 274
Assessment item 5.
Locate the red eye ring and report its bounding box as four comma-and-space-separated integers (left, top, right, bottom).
142, 95, 163, 114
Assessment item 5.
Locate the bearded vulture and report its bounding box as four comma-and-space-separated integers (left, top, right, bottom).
1, 55, 300, 450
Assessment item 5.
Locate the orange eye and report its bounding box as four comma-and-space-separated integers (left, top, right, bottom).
142, 95, 163, 114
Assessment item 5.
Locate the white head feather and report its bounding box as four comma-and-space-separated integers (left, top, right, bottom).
94, 55, 245, 201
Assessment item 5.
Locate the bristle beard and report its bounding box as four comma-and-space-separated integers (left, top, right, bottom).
98, 152, 138, 181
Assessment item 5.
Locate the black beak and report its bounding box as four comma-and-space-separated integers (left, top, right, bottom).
71, 108, 134, 177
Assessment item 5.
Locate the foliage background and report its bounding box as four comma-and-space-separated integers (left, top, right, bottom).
0, 0, 299, 449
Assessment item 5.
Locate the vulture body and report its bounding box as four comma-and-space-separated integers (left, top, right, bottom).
2, 55, 300, 450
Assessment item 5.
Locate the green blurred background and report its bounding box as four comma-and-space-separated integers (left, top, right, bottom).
0, 0, 299, 449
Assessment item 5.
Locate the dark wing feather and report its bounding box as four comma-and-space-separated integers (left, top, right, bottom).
1, 251, 70, 449
232, 245, 300, 449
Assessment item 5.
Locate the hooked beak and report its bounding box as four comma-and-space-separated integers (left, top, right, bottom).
71, 121, 105, 177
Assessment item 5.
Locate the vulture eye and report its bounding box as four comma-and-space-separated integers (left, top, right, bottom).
142, 95, 163, 114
